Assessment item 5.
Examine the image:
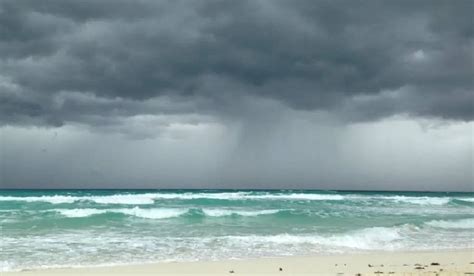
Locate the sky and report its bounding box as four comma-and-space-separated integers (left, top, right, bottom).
0, 0, 472, 191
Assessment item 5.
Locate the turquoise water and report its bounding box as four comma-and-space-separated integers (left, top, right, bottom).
1, 190, 473, 271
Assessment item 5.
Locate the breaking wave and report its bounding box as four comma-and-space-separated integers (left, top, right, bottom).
218, 226, 405, 250
1, 193, 472, 206
425, 218, 474, 229
382, 196, 451, 205
201, 209, 281, 217
56, 207, 187, 219
55, 207, 284, 219
0, 195, 77, 204
56, 209, 108, 218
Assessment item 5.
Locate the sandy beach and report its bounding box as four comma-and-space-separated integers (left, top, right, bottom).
4, 250, 473, 275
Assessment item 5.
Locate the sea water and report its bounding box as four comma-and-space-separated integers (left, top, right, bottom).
0, 189, 473, 271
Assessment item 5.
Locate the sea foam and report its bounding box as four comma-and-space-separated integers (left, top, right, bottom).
455, 198, 474, 203
0, 192, 347, 204
0, 192, 464, 205
425, 218, 474, 229
57, 209, 107, 218
201, 209, 281, 217
0, 195, 77, 204
116, 207, 188, 219
55, 207, 284, 219
56, 207, 188, 219
220, 226, 404, 250
377, 196, 451, 205
89, 195, 156, 205
2, 187, 472, 274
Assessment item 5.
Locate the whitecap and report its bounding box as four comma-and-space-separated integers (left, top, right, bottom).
55, 207, 188, 219
383, 196, 450, 205
0, 192, 347, 204
245, 194, 345, 201
113, 207, 188, 219
0, 195, 77, 204
57, 209, 107, 218
455, 198, 474, 203
89, 195, 155, 205
202, 209, 280, 217
425, 218, 474, 229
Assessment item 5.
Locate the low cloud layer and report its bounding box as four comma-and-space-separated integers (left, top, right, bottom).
1, 0, 473, 129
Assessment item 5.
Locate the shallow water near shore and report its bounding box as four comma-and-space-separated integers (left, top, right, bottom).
1, 189, 473, 272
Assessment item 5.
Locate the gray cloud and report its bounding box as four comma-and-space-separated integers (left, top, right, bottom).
0, 0, 472, 130
0, 0, 473, 191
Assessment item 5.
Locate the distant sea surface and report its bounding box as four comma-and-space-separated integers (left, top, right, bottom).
1, 189, 473, 271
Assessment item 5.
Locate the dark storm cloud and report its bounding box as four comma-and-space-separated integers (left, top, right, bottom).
0, 0, 472, 128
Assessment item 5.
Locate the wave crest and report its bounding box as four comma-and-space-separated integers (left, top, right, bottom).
201, 209, 281, 217
222, 226, 405, 250
55, 207, 283, 219
1, 192, 471, 206
56, 207, 187, 219
57, 209, 107, 218
425, 218, 474, 229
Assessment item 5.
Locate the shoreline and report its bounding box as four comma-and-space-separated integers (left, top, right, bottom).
5, 249, 473, 275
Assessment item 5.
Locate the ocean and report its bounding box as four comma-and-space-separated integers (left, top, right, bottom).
1, 189, 473, 272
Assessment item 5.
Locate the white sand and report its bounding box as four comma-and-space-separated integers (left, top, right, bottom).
4, 250, 473, 275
